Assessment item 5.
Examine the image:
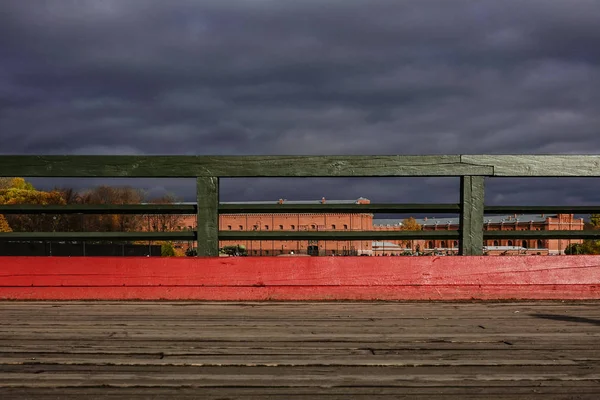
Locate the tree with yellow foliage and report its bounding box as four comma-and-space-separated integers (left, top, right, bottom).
0, 215, 11, 232
400, 217, 422, 250
0, 178, 65, 232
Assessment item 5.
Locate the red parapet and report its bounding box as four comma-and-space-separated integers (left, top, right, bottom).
1, 256, 600, 300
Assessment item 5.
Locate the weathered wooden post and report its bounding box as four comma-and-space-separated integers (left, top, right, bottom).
459, 176, 485, 255
196, 177, 219, 256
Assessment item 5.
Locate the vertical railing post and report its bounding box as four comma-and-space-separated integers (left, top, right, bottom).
196, 177, 219, 256
459, 176, 485, 255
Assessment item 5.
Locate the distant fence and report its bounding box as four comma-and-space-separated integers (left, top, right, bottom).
1, 155, 600, 256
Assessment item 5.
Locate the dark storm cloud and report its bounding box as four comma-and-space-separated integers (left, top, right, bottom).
1, 0, 600, 204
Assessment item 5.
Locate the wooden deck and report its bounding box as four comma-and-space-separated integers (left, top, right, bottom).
1, 301, 599, 399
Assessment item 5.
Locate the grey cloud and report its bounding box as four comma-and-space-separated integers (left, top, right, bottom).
1, 0, 600, 205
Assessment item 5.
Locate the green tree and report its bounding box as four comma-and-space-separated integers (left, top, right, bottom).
591, 214, 600, 229
161, 242, 176, 257
565, 241, 600, 255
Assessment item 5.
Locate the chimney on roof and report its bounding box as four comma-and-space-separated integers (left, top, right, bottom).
321, 197, 326, 204
278, 199, 284, 204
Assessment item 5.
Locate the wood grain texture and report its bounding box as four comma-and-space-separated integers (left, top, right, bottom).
459, 176, 485, 255
0, 155, 492, 177
196, 177, 219, 256
0, 231, 195, 241
3, 154, 600, 177
0, 204, 197, 214
218, 203, 462, 214
462, 155, 600, 176
0, 301, 598, 398
1, 256, 600, 300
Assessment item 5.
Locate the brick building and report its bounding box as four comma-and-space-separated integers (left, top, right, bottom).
175, 198, 584, 256
179, 198, 373, 256
373, 214, 584, 255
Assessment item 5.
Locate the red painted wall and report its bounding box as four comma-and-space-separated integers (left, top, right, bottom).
1, 256, 599, 300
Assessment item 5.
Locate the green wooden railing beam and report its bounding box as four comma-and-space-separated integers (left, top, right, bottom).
0, 155, 492, 177
459, 176, 485, 255
0, 204, 197, 214
0, 232, 195, 241
196, 177, 219, 256
484, 206, 600, 214
219, 203, 461, 214
484, 230, 600, 239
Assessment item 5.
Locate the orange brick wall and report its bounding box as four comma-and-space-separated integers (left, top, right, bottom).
175, 211, 584, 256
179, 213, 373, 255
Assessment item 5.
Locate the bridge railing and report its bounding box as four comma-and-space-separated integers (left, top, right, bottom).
1, 155, 600, 256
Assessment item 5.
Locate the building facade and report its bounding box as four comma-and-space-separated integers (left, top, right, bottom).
176, 198, 584, 256
373, 214, 585, 255
179, 198, 373, 256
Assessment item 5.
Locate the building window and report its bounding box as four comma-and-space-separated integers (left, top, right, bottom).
427, 241, 434, 249
227, 225, 232, 230
522, 240, 527, 249
508, 240, 513, 247
311, 224, 316, 229
239, 225, 244, 230
343, 224, 348, 230
493, 240, 499, 246
537, 239, 544, 249
279, 225, 284, 230
441, 241, 447, 248
264, 225, 269, 230
453, 241, 458, 248
331, 224, 336, 230
253, 225, 259, 231
264, 250, 269, 255
291, 224, 296, 230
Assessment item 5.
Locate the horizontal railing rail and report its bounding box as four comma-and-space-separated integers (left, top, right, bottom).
2, 204, 600, 215
1, 155, 600, 256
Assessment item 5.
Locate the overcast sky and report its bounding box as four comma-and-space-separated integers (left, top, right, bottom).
1, 0, 599, 206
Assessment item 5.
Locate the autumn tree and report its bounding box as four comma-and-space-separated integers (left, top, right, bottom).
400, 217, 422, 249
143, 194, 184, 232
78, 185, 145, 232
0, 215, 11, 232
568, 214, 600, 254
591, 214, 600, 229
0, 178, 66, 232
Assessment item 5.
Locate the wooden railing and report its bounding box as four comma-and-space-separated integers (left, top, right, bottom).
1, 155, 600, 256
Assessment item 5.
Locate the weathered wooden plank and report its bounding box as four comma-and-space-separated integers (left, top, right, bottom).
1, 229, 597, 241
485, 205, 600, 214
4, 256, 599, 286
219, 230, 459, 240
0, 302, 599, 398
196, 177, 219, 256
2, 387, 599, 400
2, 256, 600, 300
219, 203, 461, 214
4, 155, 600, 177
0, 231, 195, 241
459, 176, 485, 255
462, 155, 600, 177
0, 204, 196, 215
484, 230, 600, 239
0, 203, 461, 215
0, 155, 493, 177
